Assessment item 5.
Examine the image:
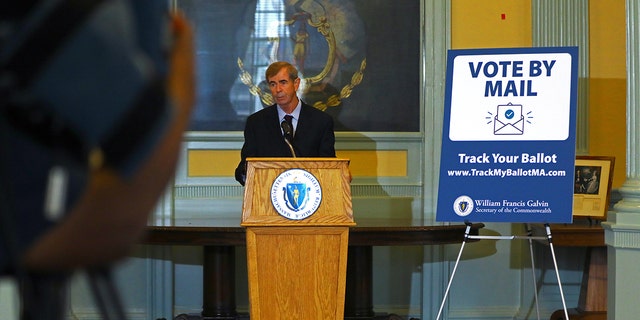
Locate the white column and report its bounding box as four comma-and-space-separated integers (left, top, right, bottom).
422, 0, 449, 317
602, 0, 640, 319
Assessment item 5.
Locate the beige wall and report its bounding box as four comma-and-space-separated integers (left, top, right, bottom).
589, 0, 626, 188
451, 0, 532, 48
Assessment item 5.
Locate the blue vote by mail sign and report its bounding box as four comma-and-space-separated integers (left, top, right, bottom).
436, 47, 579, 223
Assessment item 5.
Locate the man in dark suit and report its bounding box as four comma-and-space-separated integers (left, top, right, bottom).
235, 61, 336, 185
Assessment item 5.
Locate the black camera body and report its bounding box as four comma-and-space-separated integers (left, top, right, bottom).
0, 0, 172, 273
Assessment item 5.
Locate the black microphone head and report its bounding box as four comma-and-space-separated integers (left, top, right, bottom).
281, 120, 293, 137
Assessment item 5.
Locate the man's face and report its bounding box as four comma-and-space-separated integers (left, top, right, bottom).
268, 68, 300, 110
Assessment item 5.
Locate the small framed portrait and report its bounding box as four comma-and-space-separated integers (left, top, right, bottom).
573, 156, 615, 219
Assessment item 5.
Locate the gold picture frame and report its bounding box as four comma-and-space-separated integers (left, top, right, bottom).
573, 156, 615, 219
174, 0, 421, 132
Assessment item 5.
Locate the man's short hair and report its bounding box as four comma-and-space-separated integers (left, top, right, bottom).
265, 61, 298, 81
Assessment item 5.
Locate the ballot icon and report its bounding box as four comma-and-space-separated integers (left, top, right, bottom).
494, 103, 524, 135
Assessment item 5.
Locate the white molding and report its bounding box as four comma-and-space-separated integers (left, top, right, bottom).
421, 0, 449, 318
532, 0, 590, 154
66, 309, 147, 320
0, 279, 18, 320
145, 248, 174, 320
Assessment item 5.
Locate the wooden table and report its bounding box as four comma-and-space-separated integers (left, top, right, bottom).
142, 218, 483, 320
530, 222, 606, 320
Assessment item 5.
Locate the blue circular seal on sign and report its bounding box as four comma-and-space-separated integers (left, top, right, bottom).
453, 195, 474, 217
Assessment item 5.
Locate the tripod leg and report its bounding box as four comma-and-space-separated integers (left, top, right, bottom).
86, 266, 127, 320
435, 223, 472, 320
545, 224, 569, 320
525, 223, 541, 320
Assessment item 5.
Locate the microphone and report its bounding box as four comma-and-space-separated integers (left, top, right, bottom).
280, 120, 297, 157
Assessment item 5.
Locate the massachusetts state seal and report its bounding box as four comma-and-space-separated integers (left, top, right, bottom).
453, 195, 474, 217
271, 169, 322, 220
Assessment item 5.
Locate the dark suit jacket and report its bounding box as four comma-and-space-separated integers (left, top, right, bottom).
235, 102, 336, 185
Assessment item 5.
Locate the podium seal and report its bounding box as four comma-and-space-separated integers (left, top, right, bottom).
270, 169, 322, 220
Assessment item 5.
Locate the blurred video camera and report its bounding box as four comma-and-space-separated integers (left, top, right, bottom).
0, 0, 173, 273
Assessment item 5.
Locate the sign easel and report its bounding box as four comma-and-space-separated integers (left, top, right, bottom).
436, 46, 579, 320
435, 222, 569, 320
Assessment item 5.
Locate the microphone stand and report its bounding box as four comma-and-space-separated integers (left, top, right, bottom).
281, 121, 297, 157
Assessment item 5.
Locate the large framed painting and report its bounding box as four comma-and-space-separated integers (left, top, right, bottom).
573, 156, 615, 220
174, 0, 421, 132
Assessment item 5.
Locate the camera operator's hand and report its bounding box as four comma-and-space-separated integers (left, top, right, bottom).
22, 13, 195, 272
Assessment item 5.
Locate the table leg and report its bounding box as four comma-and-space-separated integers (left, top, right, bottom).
345, 246, 375, 319
549, 246, 607, 320
174, 246, 244, 320
203, 246, 238, 318
578, 246, 607, 313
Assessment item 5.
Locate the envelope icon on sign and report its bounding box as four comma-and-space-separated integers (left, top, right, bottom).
494, 103, 524, 135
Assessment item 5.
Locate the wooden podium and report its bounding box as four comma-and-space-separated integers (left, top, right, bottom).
241, 158, 355, 320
